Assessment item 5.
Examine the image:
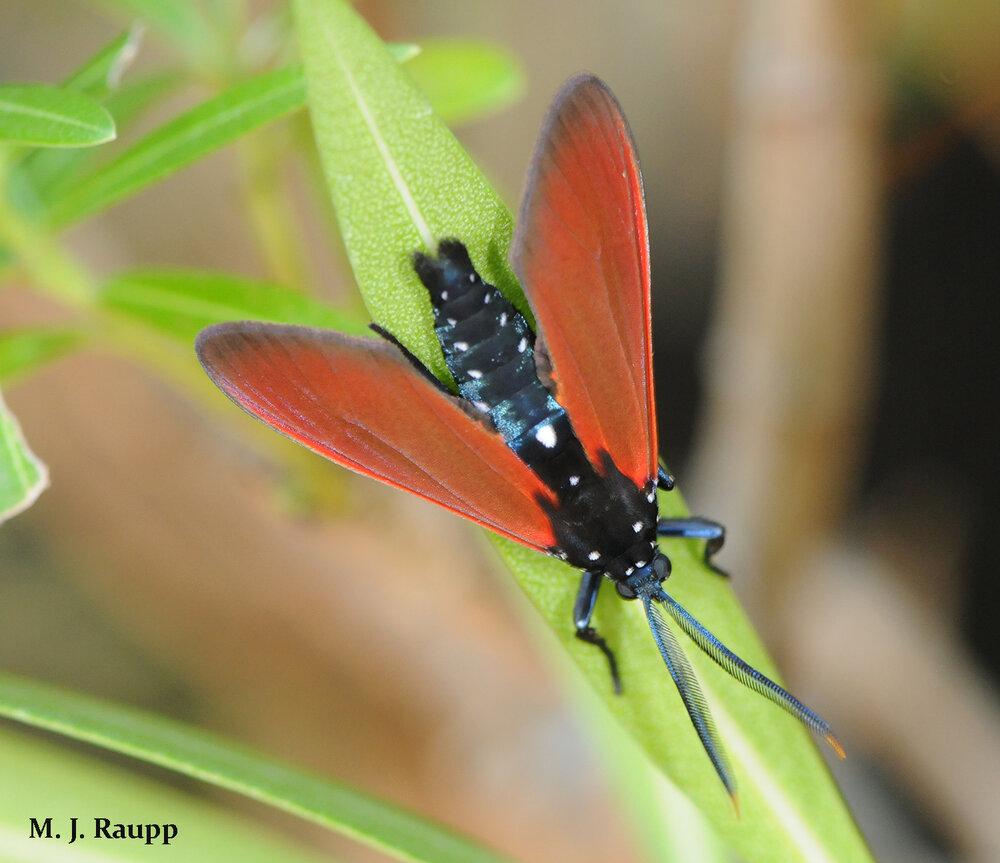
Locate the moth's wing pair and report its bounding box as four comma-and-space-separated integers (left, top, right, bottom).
196, 75, 656, 551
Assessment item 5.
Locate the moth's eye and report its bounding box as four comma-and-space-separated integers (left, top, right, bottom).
615, 582, 636, 599
653, 555, 671, 581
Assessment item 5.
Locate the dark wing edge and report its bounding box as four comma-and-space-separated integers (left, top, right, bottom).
196, 321, 557, 552
511, 73, 656, 486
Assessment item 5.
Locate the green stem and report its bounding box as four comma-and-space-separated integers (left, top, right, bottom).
238, 131, 309, 289
0, 180, 95, 306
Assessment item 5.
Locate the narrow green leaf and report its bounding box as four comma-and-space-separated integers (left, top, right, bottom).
9, 27, 149, 212
21, 73, 183, 211
0, 390, 48, 523
403, 39, 525, 126
0, 84, 115, 147
101, 269, 368, 344
292, 2, 872, 862
388, 43, 422, 63
93, 0, 217, 64
294, 0, 524, 385
566, 650, 730, 863
0, 725, 334, 863
0, 671, 512, 863
49, 67, 306, 227
102, 70, 184, 127
64, 25, 144, 101
38, 38, 517, 229
0, 327, 83, 383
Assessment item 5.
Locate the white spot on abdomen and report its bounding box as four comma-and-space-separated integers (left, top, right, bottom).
534, 424, 557, 448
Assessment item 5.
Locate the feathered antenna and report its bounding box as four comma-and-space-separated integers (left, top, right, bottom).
641, 593, 737, 801
653, 588, 845, 759
639, 585, 845, 802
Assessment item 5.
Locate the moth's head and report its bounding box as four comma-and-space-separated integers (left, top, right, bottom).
614, 552, 670, 600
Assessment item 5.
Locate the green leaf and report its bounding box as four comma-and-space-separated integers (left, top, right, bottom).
292, 2, 873, 861
0, 327, 83, 384
0, 671, 511, 863
387, 42, 422, 63
403, 39, 524, 126
294, 0, 524, 385
93, 0, 217, 65
64, 25, 144, 101
39, 37, 519, 229
102, 70, 184, 128
0, 390, 48, 523
49, 66, 306, 227
21, 73, 183, 212
101, 269, 368, 343
563, 643, 730, 862
0, 725, 334, 863
8, 28, 150, 213
0, 84, 116, 147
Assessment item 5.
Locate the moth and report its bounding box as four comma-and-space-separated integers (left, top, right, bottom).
197, 74, 842, 798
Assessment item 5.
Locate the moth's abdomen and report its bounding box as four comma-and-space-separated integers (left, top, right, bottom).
414, 241, 585, 489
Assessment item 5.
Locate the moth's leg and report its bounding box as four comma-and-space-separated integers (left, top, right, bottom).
657, 465, 675, 491
573, 570, 621, 694
368, 324, 450, 393
657, 517, 727, 575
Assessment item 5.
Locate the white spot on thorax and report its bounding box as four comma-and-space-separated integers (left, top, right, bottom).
535, 424, 557, 448
454, 341, 469, 351
447, 317, 457, 326
468, 273, 476, 282
632, 521, 643, 533
440, 290, 449, 300
647, 490, 656, 503
473, 400, 489, 412
517, 337, 528, 353
569, 475, 580, 486
499, 312, 508, 326
588, 551, 601, 562
468, 369, 483, 379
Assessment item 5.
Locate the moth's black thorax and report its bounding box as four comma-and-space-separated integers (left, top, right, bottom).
413, 241, 659, 582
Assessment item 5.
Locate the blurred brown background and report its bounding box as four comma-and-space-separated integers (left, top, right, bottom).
2, 0, 1000, 861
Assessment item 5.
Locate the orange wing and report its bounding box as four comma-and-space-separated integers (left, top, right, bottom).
511, 74, 656, 486
197, 322, 557, 552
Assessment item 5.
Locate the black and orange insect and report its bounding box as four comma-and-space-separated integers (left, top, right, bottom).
197, 74, 842, 798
